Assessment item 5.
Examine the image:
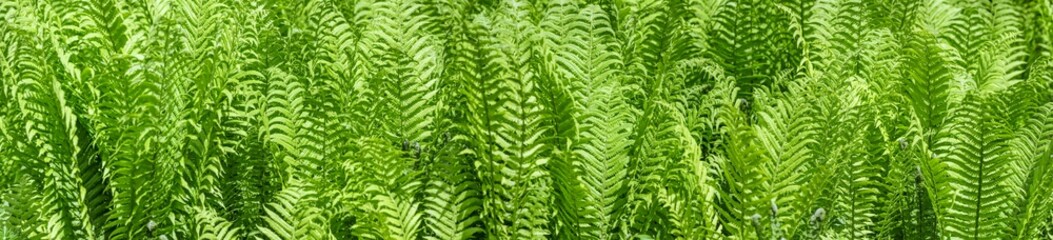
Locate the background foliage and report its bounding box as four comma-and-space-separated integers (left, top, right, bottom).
1, 0, 1052, 239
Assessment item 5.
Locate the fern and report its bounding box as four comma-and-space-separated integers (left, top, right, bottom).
258, 182, 331, 240
711, 79, 769, 239
422, 138, 483, 240
479, 1, 552, 238
938, 93, 1014, 239
1009, 103, 1053, 238
535, 1, 586, 238
752, 81, 818, 239
708, 0, 799, 97
901, 5, 962, 236
1, 0, 1053, 239
368, 0, 442, 143
188, 206, 240, 240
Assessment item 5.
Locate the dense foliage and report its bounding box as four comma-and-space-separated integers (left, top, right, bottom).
1, 0, 1053, 239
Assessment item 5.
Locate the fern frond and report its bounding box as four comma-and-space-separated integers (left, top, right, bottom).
574, 83, 634, 239
217, 2, 277, 234
8, 9, 104, 238
261, 67, 302, 180
558, 4, 636, 239
481, 1, 552, 238
368, 0, 442, 143
189, 206, 240, 240
626, 99, 702, 238
536, 1, 588, 238
458, 12, 510, 239
257, 182, 332, 240
422, 141, 483, 240
420, 2, 485, 239
710, 79, 768, 239
903, 8, 963, 231
1008, 103, 1053, 238
905, 27, 959, 138
939, 93, 1015, 239
0, 0, 1051, 239
349, 138, 424, 240
707, 0, 799, 97
754, 83, 819, 239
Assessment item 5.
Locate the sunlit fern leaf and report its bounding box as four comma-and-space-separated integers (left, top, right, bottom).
368, 0, 442, 143
275, 1, 338, 189
869, 0, 922, 36
808, 0, 871, 81
988, 0, 1028, 71
0, 66, 17, 237
422, 3, 490, 240
939, 93, 1015, 239
751, 81, 819, 239
797, 1, 893, 238
477, 0, 553, 238
365, 188, 424, 240
626, 100, 688, 237
834, 119, 893, 240
555, 4, 636, 239
306, 0, 362, 158
258, 182, 332, 240
325, 138, 373, 239
615, 0, 702, 100
849, 27, 912, 239
1008, 103, 1053, 238
945, 0, 994, 69
710, 79, 769, 239
0, 0, 1051, 239
932, 25, 1026, 239
966, 35, 1025, 95
825, 98, 885, 239
262, 67, 302, 180
646, 101, 713, 238
915, 0, 961, 37
777, 0, 817, 64
188, 206, 240, 240
166, 0, 239, 212
291, 3, 373, 222
536, 1, 588, 238
272, 60, 334, 208
0, 180, 48, 238
8, 10, 102, 238
422, 140, 483, 240
903, 10, 962, 234
663, 66, 727, 240
574, 82, 634, 239
217, 1, 276, 235
617, 2, 722, 235
905, 29, 959, 140
944, 0, 1027, 71
94, 0, 210, 237
350, 138, 424, 240
1029, 1, 1053, 62
457, 12, 512, 239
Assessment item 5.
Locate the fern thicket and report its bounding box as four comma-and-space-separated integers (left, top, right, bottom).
1, 0, 1052, 239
